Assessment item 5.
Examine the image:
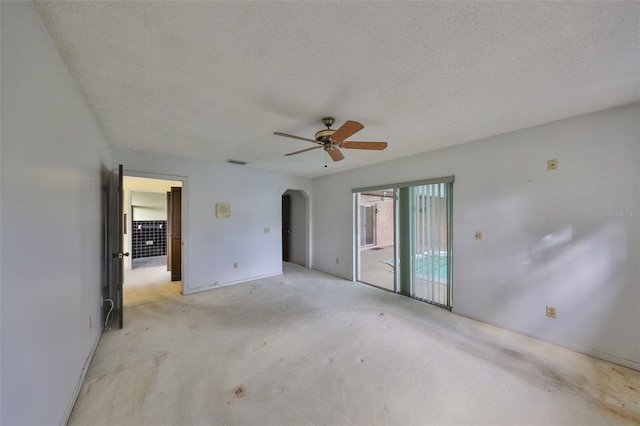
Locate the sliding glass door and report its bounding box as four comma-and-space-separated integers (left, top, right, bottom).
354, 178, 453, 309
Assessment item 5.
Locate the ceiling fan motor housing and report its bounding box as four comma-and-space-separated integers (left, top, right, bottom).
315, 128, 335, 141
315, 129, 340, 151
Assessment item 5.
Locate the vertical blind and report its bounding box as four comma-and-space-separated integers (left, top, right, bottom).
410, 182, 452, 307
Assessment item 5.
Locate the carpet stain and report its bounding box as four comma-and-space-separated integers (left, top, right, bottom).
414, 316, 640, 424
592, 364, 640, 424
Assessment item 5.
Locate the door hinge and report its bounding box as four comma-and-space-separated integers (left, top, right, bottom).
112, 252, 130, 259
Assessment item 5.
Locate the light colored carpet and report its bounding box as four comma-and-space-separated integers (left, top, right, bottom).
132, 255, 167, 270
123, 265, 182, 308
72, 263, 639, 425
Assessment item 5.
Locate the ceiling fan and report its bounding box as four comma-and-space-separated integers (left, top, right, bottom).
274, 117, 388, 162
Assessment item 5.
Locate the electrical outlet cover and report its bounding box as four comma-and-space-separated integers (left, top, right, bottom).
546, 306, 557, 318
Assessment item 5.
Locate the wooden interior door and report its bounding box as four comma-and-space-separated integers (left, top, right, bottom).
169, 187, 182, 281
107, 164, 126, 329
282, 194, 290, 262
166, 191, 172, 272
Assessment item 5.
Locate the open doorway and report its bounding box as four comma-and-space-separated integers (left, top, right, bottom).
282, 189, 309, 267
355, 189, 397, 291
123, 175, 183, 307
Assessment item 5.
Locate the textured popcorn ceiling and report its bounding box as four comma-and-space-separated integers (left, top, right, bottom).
36, 1, 639, 178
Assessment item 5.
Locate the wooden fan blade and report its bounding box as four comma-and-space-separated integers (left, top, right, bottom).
285, 146, 322, 156
328, 148, 345, 162
341, 141, 388, 150
274, 132, 319, 144
330, 120, 364, 142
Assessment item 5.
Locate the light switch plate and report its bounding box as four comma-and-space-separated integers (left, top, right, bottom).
547, 159, 558, 170
475, 231, 483, 240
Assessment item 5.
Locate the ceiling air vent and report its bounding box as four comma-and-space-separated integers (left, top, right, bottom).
226, 159, 247, 165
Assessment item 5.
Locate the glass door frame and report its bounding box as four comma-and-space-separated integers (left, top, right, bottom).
353, 188, 399, 292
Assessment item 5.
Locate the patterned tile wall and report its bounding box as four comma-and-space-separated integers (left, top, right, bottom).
132, 220, 167, 259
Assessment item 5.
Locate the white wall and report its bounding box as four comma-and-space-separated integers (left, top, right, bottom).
312, 103, 640, 370
112, 149, 312, 293
0, 2, 112, 424
132, 191, 167, 221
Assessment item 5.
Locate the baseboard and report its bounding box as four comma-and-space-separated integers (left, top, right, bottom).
452, 308, 640, 372
60, 332, 101, 426
182, 271, 283, 295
